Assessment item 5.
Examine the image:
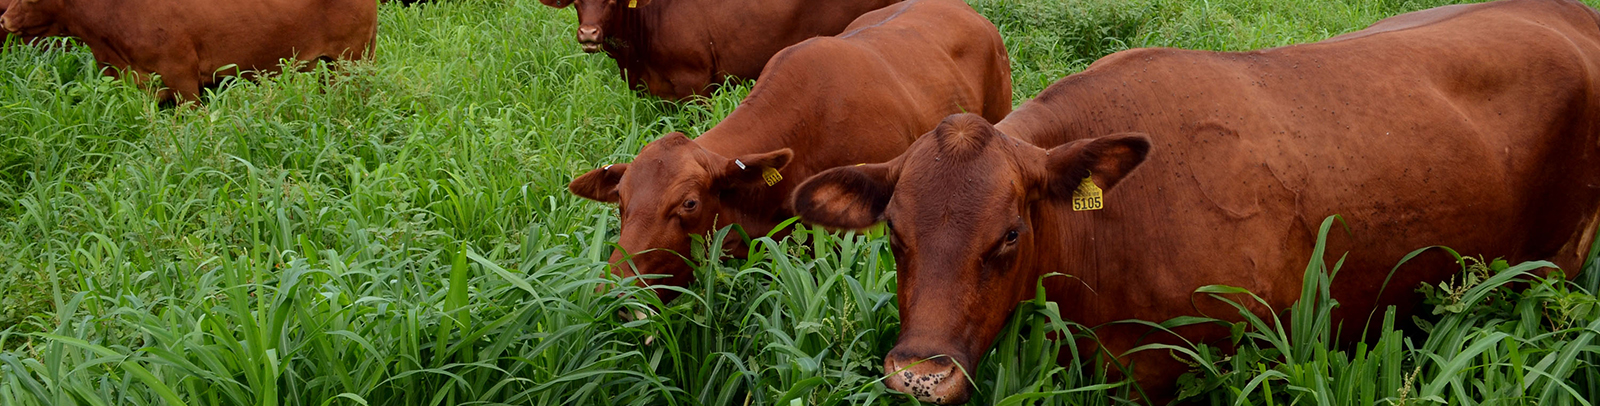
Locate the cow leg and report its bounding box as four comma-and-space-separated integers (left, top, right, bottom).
653, 68, 711, 101
159, 70, 202, 105
113, 69, 178, 106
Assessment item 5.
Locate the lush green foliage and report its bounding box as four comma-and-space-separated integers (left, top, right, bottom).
3, 0, 1599, 405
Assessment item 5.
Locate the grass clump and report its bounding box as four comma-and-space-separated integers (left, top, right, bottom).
1171, 217, 1600, 406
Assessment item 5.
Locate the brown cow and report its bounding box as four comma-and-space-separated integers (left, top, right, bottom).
0, 0, 376, 103
567, 0, 1012, 304
792, 0, 1600, 403
538, 0, 900, 101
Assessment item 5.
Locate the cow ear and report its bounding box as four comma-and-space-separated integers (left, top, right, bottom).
1042, 133, 1150, 199
717, 148, 793, 189
538, 0, 574, 8
792, 163, 897, 230
569, 163, 628, 203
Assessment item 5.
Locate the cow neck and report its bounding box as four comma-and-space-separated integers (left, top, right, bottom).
994, 91, 1104, 148
49, 0, 137, 67
998, 75, 1142, 311
690, 83, 809, 235
693, 80, 805, 165
605, 3, 651, 70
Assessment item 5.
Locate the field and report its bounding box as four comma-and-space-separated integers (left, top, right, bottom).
3, 0, 1600, 404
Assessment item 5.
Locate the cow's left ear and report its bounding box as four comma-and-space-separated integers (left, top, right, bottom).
716, 148, 793, 189
570, 163, 629, 203
1042, 133, 1151, 199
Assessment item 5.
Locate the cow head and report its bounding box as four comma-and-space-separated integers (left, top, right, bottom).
792, 114, 1149, 404
570, 132, 792, 303
538, 0, 653, 53
0, 0, 58, 37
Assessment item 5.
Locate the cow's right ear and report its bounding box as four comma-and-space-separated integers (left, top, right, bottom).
538, 0, 574, 8
792, 163, 897, 230
1041, 133, 1150, 199
569, 163, 628, 203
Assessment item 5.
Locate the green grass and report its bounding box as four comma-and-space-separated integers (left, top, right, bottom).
3, 0, 1599, 405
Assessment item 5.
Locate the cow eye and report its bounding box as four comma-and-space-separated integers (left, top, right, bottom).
682, 199, 698, 211
1004, 230, 1019, 244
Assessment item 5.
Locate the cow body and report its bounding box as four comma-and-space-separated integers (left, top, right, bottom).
568, 0, 1011, 303
0, 0, 377, 102
540, 0, 901, 101
793, 0, 1600, 403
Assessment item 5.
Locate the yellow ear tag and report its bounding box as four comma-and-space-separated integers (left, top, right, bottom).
1071, 174, 1103, 211
761, 167, 783, 186
628, 0, 637, 8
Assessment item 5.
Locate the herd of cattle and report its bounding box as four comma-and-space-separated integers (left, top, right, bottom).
6, 0, 1600, 403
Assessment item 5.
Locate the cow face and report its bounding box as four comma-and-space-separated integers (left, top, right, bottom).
538, 0, 653, 53
570, 132, 791, 303
792, 114, 1149, 404
0, 0, 56, 37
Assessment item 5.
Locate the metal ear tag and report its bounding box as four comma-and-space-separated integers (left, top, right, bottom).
734, 159, 747, 170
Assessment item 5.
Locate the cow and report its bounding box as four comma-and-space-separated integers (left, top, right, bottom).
0, 0, 377, 103
567, 0, 1012, 305
537, 0, 900, 101
790, 0, 1600, 403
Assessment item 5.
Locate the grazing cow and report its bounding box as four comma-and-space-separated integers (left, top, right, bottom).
568, 0, 1012, 304
538, 0, 900, 101
0, 0, 377, 102
792, 0, 1600, 403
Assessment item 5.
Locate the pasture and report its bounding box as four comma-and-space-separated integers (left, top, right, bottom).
2, 0, 1599, 404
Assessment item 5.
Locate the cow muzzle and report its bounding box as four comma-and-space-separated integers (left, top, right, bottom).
577, 26, 602, 53
884, 353, 972, 404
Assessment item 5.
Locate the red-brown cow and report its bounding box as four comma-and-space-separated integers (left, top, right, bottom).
538, 0, 900, 101
0, 0, 376, 103
568, 0, 1012, 304
792, 0, 1600, 403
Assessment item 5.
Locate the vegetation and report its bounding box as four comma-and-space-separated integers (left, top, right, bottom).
2, 0, 1598, 404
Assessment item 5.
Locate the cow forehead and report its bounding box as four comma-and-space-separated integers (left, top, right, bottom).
618, 142, 714, 205
896, 136, 1026, 202
889, 146, 1025, 244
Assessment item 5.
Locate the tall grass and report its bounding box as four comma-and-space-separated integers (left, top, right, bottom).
1170, 217, 1600, 405
4, 0, 1600, 404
